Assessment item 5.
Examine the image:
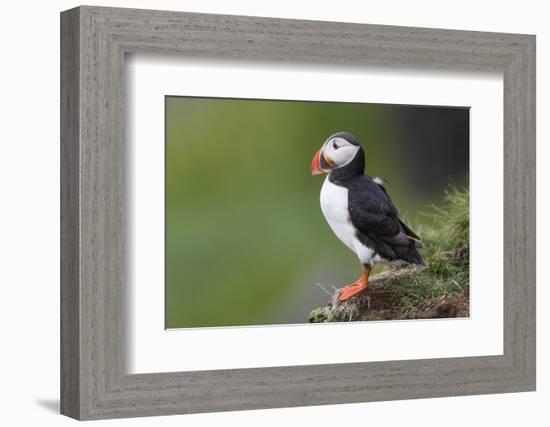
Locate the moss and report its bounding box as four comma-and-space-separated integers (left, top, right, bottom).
309, 307, 329, 323
309, 185, 470, 322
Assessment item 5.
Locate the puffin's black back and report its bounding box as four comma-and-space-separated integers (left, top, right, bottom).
328, 141, 425, 266
347, 176, 425, 265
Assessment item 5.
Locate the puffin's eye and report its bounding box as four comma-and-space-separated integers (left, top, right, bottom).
332, 141, 340, 150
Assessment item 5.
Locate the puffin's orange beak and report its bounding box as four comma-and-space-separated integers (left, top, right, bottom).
311, 148, 327, 176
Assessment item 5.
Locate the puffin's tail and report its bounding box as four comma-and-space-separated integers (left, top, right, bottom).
395, 243, 426, 267
413, 255, 427, 267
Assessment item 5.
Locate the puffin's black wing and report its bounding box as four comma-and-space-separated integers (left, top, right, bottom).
347, 176, 424, 265
373, 179, 422, 242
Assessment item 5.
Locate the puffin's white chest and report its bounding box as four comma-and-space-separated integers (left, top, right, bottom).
320, 177, 356, 251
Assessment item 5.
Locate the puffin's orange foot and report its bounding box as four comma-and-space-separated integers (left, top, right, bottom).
338, 282, 368, 301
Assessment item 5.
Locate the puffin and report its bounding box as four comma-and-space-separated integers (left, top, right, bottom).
311, 131, 425, 301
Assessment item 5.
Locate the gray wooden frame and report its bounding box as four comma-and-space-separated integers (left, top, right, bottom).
60, 5, 536, 420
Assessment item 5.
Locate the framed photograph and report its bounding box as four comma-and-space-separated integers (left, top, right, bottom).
60, 6, 536, 420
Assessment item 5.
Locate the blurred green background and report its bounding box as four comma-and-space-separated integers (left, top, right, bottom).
165, 96, 469, 329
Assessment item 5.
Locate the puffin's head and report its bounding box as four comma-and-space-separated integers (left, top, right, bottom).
311, 131, 362, 175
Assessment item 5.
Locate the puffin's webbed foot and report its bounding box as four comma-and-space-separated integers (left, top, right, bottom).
338, 265, 371, 301
338, 282, 367, 301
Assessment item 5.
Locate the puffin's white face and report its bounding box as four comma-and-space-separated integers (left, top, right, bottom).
311, 136, 360, 175
322, 137, 360, 169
